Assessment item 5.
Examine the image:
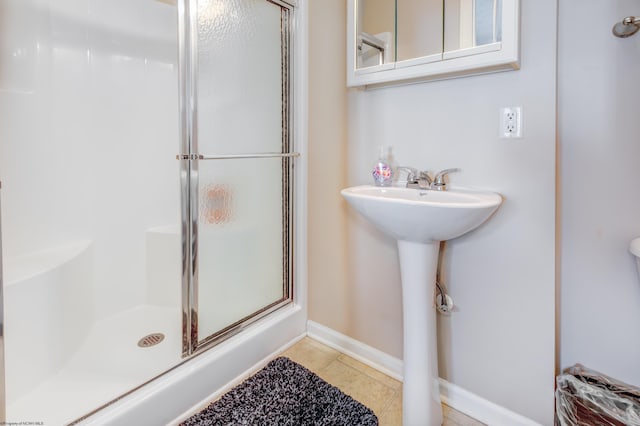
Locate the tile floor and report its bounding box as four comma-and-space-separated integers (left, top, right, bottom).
280, 337, 485, 426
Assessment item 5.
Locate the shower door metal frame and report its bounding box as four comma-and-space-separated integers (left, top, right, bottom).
178, 0, 298, 357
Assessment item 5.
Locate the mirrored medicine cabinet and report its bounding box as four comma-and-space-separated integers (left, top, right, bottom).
348, 0, 520, 87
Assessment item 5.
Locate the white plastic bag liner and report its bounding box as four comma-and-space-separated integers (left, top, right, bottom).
556, 364, 640, 426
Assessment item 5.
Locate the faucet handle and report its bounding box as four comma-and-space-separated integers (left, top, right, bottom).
396, 166, 418, 182
432, 168, 461, 190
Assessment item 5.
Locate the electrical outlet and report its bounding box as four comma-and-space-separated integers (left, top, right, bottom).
500, 107, 522, 138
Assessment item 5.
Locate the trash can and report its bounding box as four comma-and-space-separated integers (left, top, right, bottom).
556, 364, 640, 426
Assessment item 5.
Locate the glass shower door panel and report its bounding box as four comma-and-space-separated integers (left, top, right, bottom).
194, 0, 292, 345
197, 0, 285, 155
196, 158, 287, 340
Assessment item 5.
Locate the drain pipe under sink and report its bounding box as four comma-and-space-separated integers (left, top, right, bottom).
435, 241, 454, 314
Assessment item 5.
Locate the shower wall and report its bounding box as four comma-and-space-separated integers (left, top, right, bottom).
0, 0, 180, 320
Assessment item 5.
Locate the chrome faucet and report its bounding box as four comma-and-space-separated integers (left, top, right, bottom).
395, 166, 418, 186
397, 167, 428, 189
414, 171, 433, 190
396, 167, 460, 191
431, 168, 460, 191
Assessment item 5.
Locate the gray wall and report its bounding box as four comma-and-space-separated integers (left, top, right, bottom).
309, 1, 557, 424
559, 0, 640, 385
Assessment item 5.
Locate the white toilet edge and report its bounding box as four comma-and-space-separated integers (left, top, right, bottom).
630, 237, 640, 257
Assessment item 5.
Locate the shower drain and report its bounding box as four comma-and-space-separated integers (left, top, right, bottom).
137, 333, 165, 348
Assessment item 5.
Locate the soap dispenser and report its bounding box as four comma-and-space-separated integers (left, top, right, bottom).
372, 146, 395, 187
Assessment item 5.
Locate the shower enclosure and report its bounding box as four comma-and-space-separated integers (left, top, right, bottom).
0, 0, 304, 423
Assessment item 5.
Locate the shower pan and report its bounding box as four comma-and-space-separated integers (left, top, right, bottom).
0, 0, 305, 424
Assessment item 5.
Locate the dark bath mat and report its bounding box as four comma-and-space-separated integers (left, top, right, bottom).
180, 356, 379, 426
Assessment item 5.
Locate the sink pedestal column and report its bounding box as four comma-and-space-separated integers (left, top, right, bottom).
397, 240, 442, 426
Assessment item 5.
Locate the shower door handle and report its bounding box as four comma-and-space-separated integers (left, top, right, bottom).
177, 152, 300, 160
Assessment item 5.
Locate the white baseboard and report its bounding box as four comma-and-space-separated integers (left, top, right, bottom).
440, 379, 542, 426
306, 320, 403, 381
306, 320, 541, 426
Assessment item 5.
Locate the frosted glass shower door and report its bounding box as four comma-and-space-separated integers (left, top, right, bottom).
191, 0, 294, 349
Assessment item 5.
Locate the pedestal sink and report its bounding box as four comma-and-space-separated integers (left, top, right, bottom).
341, 185, 502, 426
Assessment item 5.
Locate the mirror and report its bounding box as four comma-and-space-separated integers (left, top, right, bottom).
355, 0, 444, 70
348, 0, 519, 87
397, 0, 443, 63
444, 0, 503, 55
356, 0, 395, 68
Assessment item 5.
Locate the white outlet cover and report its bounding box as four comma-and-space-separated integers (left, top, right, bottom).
500, 106, 522, 138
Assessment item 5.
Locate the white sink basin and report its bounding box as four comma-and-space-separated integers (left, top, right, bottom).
341, 185, 502, 243
341, 184, 502, 425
